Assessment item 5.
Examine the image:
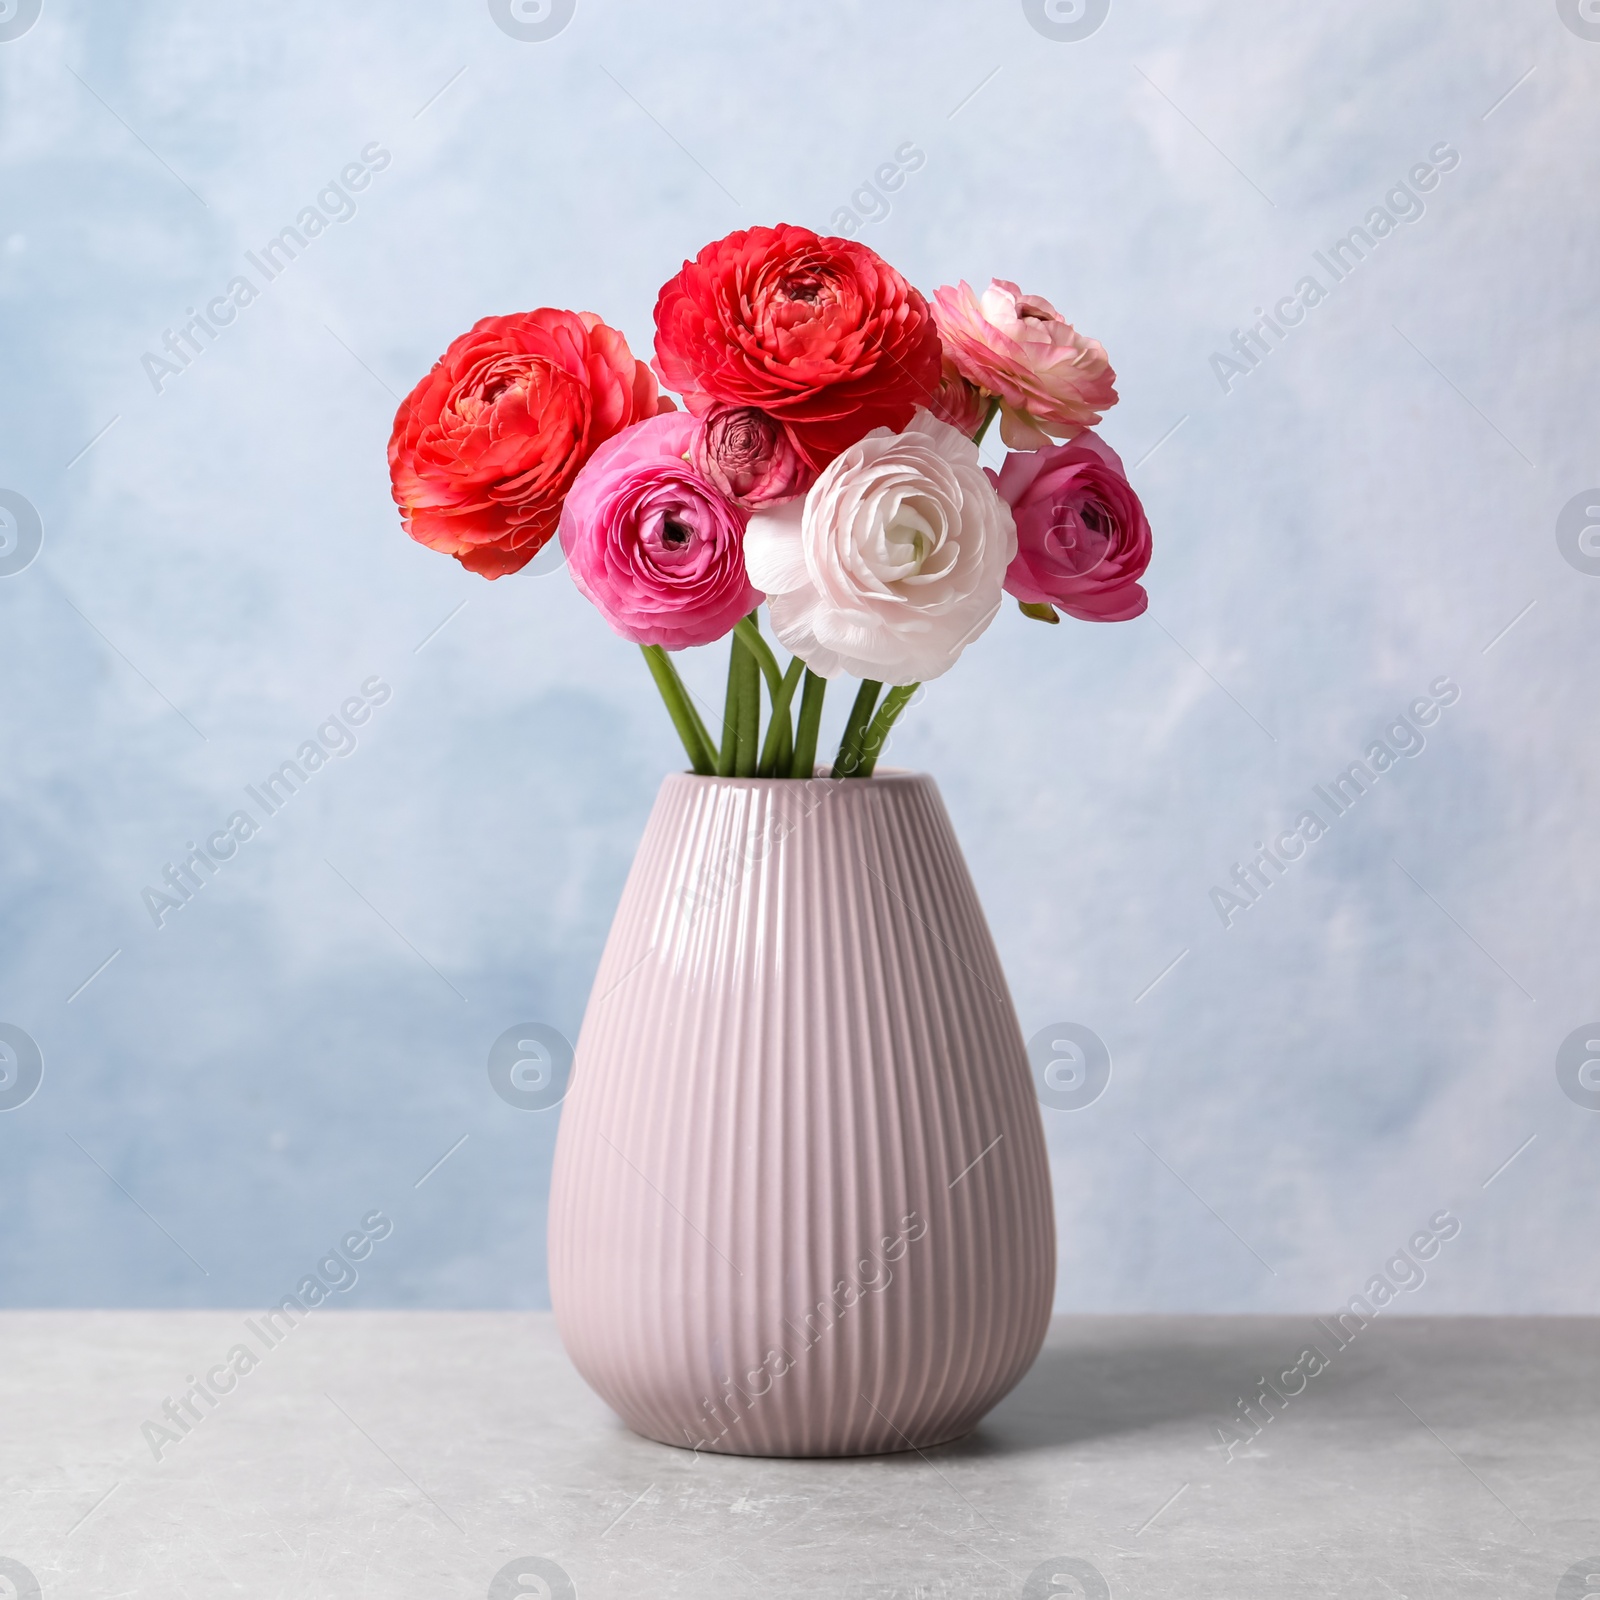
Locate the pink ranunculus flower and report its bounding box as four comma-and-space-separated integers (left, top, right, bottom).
559, 411, 758, 649
691, 405, 815, 510
932, 279, 1117, 450
926, 357, 988, 437
992, 430, 1151, 622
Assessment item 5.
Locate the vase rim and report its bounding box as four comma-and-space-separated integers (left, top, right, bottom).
661, 766, 928, 786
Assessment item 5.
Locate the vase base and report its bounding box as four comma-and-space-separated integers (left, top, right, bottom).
620, 1415, 984, 1461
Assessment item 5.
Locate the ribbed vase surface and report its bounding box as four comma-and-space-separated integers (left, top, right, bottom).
548, 771, 1055, 1457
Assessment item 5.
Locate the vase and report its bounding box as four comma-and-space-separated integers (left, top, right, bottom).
547, 770, 1055, 1457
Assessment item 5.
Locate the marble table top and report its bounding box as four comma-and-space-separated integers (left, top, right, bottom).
1, 1312, 1594, 1598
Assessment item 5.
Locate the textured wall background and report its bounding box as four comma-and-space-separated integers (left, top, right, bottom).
1, 0, 1596, 1313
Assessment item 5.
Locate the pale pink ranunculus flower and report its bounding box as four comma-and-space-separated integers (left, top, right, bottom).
744, 409, 1015, 685
932, 279, 1118, 450
558, 411, 758, 650
991, 430, 1151, 622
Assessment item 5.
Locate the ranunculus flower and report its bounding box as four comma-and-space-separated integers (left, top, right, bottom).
389, 309, 664, 579
559, 411, 758, 650
992, 430, 1151, 622
927, 358, 988, 437
932, 279, 1117, 451
691, 405, 814, 510
745, 410, 1015, 684
652, 224, 942, 472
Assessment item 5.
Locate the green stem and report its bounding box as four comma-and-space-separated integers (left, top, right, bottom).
832, 679, 882, 777
853, 683, 918, 778
664, 647, 716, 762
734, 615, 783, 698
683, 686, 716, 760
789, 670, 827, 779
717, 633, 743, 777
733, 630, 760, 776
759, 654, 805, 778
775, 704, 793, 776
641, 645, 715, 774
972, 396, 1001, 448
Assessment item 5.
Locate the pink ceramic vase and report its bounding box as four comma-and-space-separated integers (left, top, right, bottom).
547, 770, 1054, 1457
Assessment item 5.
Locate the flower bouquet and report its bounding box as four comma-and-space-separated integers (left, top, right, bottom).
385, 226, 1153, 1457
387, 225, 1152, 778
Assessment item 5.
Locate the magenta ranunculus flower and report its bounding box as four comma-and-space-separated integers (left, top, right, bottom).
691, 405, 814, 510
933, 279, 1117, 450
559, 411, 759, 649
992, 430, 1151, 622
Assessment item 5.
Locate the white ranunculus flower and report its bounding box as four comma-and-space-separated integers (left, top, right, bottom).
744, 409, 1016, 684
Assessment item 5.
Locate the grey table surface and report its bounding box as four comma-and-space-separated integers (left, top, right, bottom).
0, 1312, 1595, 1598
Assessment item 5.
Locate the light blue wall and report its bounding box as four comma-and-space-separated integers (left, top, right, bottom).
1, 0, 1595, 1311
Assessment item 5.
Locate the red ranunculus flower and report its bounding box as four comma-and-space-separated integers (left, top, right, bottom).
389, 309, 664, 579
651, 225, 941, 472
